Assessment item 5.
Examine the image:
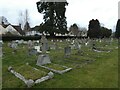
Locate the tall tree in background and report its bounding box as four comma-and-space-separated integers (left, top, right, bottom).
36, 1, 68, 36
115, 19, 120, 38
87, 19, 100, 38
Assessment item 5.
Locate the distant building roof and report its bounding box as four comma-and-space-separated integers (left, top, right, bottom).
12, 25, 25, 35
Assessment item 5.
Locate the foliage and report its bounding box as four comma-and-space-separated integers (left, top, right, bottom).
115, 19, 120, 38
87, 19, 101, 38
100, 27, 112, 38
36, 1, 68, 35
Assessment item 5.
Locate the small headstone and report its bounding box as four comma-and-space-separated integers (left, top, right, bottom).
11, 42, 18, 53
28, 40, 33, 49
29, 49, 37, 55
36, 54, 51, 66
34, 46, 41, 53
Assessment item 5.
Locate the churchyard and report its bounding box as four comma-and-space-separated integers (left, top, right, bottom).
1, 37, 118, 88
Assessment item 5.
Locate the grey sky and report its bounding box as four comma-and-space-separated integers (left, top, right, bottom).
0, 0, 119, 31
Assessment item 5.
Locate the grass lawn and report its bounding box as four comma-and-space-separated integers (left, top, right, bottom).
2, 39, 118, 88
44, 63, 67, 71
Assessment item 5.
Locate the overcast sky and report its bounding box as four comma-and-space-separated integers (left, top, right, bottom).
0, 0, 119, 31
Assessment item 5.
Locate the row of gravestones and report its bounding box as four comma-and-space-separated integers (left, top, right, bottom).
7, 36, 115, 57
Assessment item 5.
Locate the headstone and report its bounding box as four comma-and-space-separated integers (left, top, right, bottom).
36, 54, 51, 66
74, 39, 81, 50
64, 46, 71, 56
11, 42, 18, 53
34, 46, 42, 53
41, 35, 49, 53
29, 49, 37, 55
28, 40, 33, 49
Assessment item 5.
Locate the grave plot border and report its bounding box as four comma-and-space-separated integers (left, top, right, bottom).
37, 64, 72, 74
8, 66, 54, 88
63, 59, 96, 69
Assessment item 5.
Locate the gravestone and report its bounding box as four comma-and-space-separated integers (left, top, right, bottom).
11, 41, 18, 53
74, 39, 81, 50
64, 46, 71, 56
34, 46, 42, 53
28, 40, 34, 55
28, 40, 33, 49
41, 35, 49, 53
36, 35, 51, 66
29, 49, 37, 55
36, 54, 51, 66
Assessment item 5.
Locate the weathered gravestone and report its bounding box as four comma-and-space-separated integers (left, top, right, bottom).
36, 54, 51, 66
41, 35, 49, 53
11, 41, 18, 53
64, 46, 71, 56
28, 40, 33, 49
29, 49, 38, 55
36, 35, 51, 66
27, 40, 38, 55
74, 39, 81, 50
